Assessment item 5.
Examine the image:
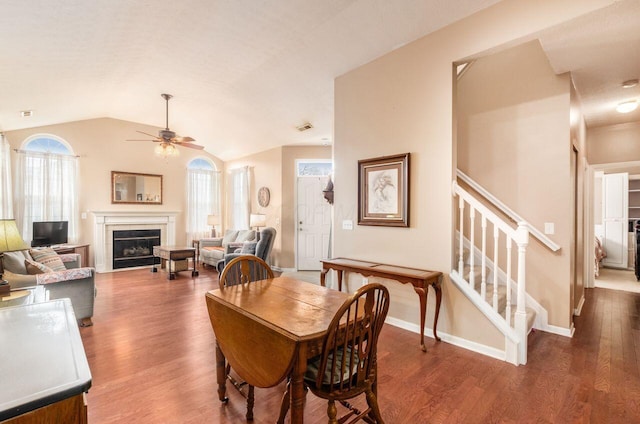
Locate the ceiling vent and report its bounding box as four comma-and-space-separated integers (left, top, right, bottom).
296, 122, 313, 132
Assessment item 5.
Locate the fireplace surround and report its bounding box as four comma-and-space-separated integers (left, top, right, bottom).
93, 211, 178, 273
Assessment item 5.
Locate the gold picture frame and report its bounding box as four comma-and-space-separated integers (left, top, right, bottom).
358, 153, 410, 227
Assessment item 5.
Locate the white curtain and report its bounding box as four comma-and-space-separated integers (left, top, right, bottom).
0, 134, 13, 219
14, 150, 79, 244
227, 166, 250, 230
186, 168, 220, 244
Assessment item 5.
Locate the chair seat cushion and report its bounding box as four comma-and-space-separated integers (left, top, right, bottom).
202, 246, 225, 253
305, 347, 360, 386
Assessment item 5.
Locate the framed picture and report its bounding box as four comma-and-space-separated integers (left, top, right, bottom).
358, 153, 410, 227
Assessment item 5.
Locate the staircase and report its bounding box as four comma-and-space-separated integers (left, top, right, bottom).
451, 177, 552, 365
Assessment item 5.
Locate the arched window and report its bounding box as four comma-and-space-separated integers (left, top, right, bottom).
14, 134, 79, 243
186, 157, 220, 243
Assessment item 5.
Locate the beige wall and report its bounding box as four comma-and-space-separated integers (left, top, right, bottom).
587, 121, 640, 164
457, 40, 573, 328
333, 0, 613, 350
5, 117, 223, 266
225, 145, 331, 269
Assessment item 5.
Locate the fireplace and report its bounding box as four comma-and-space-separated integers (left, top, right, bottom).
112, 229, 161, 269
93, 211, 178, 273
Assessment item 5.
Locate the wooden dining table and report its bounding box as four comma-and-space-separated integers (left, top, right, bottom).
205, 276, 351, 423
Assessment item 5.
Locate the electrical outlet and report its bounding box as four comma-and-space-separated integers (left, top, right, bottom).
362, 277, 369, 287
81, 212, 87, 219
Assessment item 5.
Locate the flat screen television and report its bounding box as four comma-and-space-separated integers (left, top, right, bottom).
31, 221, 68, 247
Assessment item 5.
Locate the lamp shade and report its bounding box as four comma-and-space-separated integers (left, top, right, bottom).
0, 219, 28, 252
249, 214, 266, 228
207, 215, 219, 226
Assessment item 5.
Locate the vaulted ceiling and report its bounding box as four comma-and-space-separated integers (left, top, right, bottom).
0, 1, 637, 160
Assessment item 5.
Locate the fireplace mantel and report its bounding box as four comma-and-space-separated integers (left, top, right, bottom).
92, 211, 179, 273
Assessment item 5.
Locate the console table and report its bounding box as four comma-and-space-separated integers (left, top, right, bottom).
321, 258, 443, 351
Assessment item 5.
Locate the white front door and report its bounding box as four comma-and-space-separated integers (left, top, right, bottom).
297, 176, 331, 270
602, 172, 628, 269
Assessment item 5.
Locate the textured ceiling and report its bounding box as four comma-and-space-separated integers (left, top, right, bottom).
0, 0, 637, 160
540, 0, 640, 128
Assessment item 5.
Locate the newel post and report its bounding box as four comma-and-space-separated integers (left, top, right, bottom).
514, 222, 529, 364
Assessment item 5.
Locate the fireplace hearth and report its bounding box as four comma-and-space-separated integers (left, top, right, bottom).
113, 229, 161, 269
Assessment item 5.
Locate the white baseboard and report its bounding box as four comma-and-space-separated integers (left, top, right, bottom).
272, 266, 296, 273
574, 295, 585, 316
541, 322, 574, 338
384, 316, 507, 362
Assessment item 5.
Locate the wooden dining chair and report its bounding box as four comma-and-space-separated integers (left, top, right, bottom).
278, 283, 390, 424
218, 255, 274, 421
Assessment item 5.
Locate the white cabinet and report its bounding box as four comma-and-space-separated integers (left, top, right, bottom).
602, 172, 628, 269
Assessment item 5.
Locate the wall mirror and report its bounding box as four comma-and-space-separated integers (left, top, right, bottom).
111, 171, 163, 205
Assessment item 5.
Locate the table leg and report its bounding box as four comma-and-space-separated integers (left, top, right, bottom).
192, 251, 199, 277
215, 342, 228, 403
151, 258, 158, 273
432, 279, 442, 342
413, 286, 428, 352
168, 257, 175, 280
337, 270, 343, 291
291, 344, 308, 423
320, 267, 328, 287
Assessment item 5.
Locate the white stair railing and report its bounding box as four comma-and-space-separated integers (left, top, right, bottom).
452, 180, 530, 364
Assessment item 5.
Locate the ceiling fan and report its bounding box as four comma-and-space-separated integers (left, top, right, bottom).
127, 93, 204, 152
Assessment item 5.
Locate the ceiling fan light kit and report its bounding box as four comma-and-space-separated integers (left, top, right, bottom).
126, 93, 204, 158
616, 100, 638, 114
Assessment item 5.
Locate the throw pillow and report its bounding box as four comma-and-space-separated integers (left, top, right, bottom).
24, 258, 54, 275
222, 230, 239, 246
2, 250, 29, 274
235, 230, 256, 243
240, 241, 257, 255
29, 248, 66, 272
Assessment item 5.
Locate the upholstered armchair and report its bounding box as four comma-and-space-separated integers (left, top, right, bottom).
1, 249, 96, 326
216, 227, 276, 274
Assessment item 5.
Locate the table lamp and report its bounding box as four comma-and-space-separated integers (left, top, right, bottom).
249, 213, 266, 241
207, 215, 220, 238
0, 219, 29, 295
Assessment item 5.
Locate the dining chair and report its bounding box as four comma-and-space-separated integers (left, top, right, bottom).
278, 283, 390, 424
217, 255, 274, 421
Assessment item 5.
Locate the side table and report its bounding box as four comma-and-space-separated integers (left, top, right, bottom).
0, 285, 47, 309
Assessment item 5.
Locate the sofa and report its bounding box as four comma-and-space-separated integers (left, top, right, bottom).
1, 248, 96, 326
200, 229, 256, 268
216, 227, 277, 274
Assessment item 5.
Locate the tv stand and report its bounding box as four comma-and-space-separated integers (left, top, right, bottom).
53, 244, 90, 268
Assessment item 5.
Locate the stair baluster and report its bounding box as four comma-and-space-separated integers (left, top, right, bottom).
506, 236, 512, 327
469, 206, 476, 290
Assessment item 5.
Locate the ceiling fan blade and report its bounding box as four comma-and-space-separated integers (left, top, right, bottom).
136, 130, 160, 138
179, 136, 196, 142
125, 139, 155, 141
179, 142, 205, 150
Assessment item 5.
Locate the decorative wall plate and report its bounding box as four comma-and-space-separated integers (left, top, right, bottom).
258, 186, 271, 207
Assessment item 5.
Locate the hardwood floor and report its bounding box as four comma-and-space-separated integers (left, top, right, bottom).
80, 267, 640, 423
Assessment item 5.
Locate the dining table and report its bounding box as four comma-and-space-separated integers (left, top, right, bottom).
205, 276, 351, 423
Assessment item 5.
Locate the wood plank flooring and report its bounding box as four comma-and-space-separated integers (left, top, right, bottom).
80, 267, 640, 423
